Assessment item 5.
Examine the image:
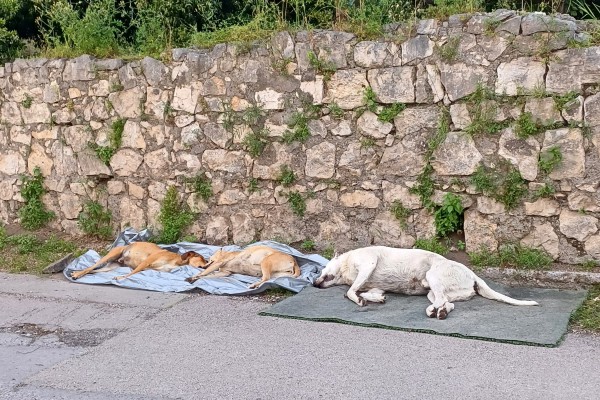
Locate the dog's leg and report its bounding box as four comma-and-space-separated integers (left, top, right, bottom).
113, 254, 159, 280
185, 261, 224, 283
359, 288, 386, 303
346, 260, 377, 306
71, 246, 127, 280
248, 256, 279, 289
425, 269, 454, 320
426, 291, 437, 318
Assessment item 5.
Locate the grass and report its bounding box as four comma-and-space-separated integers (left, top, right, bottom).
328, 103, 344, 120
378, 103, 406, 123
282, 112, 312, 144
276, 165, 296, 187
438, 35, 460, 62
570, 285, 600, 333
414, 237, 449, 256
186, 173, 213, 201
514, 112, 545, 138
307, 51, 336, 81
243, 128, 269, 158
363, 86, 378, 113
19, 167, 55, 230
538, 146, 563, 176
78, 201, 112, 239
300, 239, 316, 252
21, 94, 33, 109
390, 200, 411, 229
0, 227, 81, 274
471, 164, 527, 210
464, 84, 507, 136
534, 182, 556, 199
468, 244, 553, 271
321, 244, 335, 260
287, 191, 306, 217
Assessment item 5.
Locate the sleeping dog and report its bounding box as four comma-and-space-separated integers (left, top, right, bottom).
185, 245, 301, 289
314, 246, 538, 319
70, 242, 207, 281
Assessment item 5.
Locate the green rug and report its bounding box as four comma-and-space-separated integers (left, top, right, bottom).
259, 283, 587, 347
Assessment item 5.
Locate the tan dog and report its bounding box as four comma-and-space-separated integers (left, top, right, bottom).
70, 242, 207, 281
185, 245, 301, 289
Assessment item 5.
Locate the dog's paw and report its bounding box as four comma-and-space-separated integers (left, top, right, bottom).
185, 277, 196, 284
357, 297, 367, 307
426, 305, 437, 318
114, 276, 126, 281
437, 307, 448, 320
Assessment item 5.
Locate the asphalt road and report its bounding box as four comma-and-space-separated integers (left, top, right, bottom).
1, 272, 599, 400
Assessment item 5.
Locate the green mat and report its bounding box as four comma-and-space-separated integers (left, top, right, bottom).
259, 283, 588, 347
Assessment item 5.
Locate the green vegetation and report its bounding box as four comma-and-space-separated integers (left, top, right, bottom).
91, 118, 126, 165
322, 244, 335, 260
156, 186, 194, 244
471, 164, 527, 209
243, 128, 269, 158
570, 285, 600, 333
538, 146, 563, 176
287, 191, 306, 217
378, 103, 406, 123
360, 137, 375, 149
434, 193, 464, 237
580, 259, 599, 271
514, 112, 545, 138
363, 86, 378, 113
186, 173, 213, 201
307, 51, 336, 81
78, 200, 112, 239
464, 84, 507, 136
483, 16, 501, 34
248, 178, 260, 193
283, 105, 320, 144
0, 1, 597, 64
21, 94, 33, 109
241, 105, 265, 125
414, 237, 449, 256
277, 165, 296, 187
438, 35, 460, 62
553, 91, 580, 111
468, 243, 553, 270
328, 103, 344, 120
19, 167, 55, 230
390, 200, 411, 229
300, 239, 316, 252
0, 227, 80, 274
534, 182, 556, 199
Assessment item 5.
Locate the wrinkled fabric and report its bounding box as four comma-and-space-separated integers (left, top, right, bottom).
63, 228, 328, 294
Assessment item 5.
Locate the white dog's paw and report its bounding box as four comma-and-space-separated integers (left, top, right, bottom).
357, 297, 367, 306
426, 305, 437, 318
436, 307, 448, 320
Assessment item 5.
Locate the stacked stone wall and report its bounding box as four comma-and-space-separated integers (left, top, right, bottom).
1, 11, 600, 263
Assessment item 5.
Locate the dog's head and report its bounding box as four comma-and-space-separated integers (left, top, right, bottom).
314, 252, 343, 288
180, 251, 207, 267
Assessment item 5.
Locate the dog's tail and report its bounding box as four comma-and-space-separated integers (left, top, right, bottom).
474, 277, 539, 306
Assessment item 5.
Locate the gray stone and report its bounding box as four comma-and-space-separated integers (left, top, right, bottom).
324, 69, 368, 109
521, 222, 560, 260
450, 103, 471, 130
21, 103, 51, 124
108, 87, 145, 118
496, 58, 546, 96
401, 35, 434, 64
546, 48, 600, 93
525, 198, 560, 216
525, 98, 563, 125
77, 148, 112, 177
431, 132, 482, 175
313, 31, 355, 69
498, 127, 540, 181
521, 13, 576, 36
394, 106, 440, 138
141, 57, 168, 87
59, 192, 82, 219
367, 67, 415, 104
354, 41, 389, 68
230, 212, 255, 245
218, 189, 247, 205
1, 102, 22, 124
63, 55, 95, 81
204, 123, 232, 148
438, 62, 487, 101
585, 93, 600, 145
464, 209, 498, 253
305, 142, 336, 179
562, 95, 583, 123
255, 88, 285, 110
417, 19, 438, 35
584, 234, 600, 259
172, 85, 200, 113
496, 16, 521, 35
382, 181, 421, 209
331, 120, 353, 137
369, 212, 416, 248
181, 122, 202, 146
94, 59, 124, 70
300, 77, 324, 104
144, 148, 169, 177
559, 209, 597, 241
27, 143, 53, 176
63, 125, 92, 153
356, 111, 393, 139
271, 31, 295, 59
110, 149, 144, 177
477, 197, 506, 214
118, 64, 138, 90
567, 191, 600, 212
203, 150, 247, 175
340, 190, 380, 208
542, 128, 585, 180
0, 151, 25, 175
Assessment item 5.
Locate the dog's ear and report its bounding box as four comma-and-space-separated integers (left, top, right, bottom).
180, 251, 199, 262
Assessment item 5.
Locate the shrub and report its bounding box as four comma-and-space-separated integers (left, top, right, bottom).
78, 201, 112, 239
434, 193, 464, 238
156, 186, 194, 244
19, 167, 55, 230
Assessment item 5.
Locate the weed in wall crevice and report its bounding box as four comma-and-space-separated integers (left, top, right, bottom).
287, 191, 306, 217
438, 35, 461, 62
91, 118, 126, 165
307, 51, 336, 82
19, 167, 55, 230
390, 200, 411, 229
378, 102, 406, 123
78, 200, 113, 239
434, 193, 464, 238
156, 186, 195, 244
243, 128, 270, 158
538, 146, 563, 176
533, 181, 556, 199
277, 165, 296, 187
186, 173, 213, 202
464, 84, 508, 136
471, 163, 528, 210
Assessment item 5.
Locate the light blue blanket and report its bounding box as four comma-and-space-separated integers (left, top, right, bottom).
63, 229, 328, 294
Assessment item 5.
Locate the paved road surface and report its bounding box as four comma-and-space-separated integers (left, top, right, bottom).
1, 272, 599, 400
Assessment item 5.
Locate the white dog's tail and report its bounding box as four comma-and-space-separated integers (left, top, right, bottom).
474, 277, 539, 306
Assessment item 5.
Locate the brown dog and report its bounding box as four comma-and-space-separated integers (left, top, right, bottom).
70, 242, 207, 281
185, 245, 301, 289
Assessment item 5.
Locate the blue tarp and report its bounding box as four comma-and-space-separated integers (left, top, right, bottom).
64, 228, 328, 294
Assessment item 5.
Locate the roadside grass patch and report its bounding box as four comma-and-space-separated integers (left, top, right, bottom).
468, 244, 553, 271
414, 237, 449, 256
0, 226, 81, 274
570, 285, 600, 333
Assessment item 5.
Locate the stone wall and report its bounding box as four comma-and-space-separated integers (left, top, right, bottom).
2, 10, 600, 264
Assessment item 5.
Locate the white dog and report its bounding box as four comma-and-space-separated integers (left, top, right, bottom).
313, 246, 538, 320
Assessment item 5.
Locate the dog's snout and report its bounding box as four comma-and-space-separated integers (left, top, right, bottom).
314, 274, 333, 288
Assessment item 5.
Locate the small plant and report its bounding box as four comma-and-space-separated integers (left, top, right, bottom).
241, 104, 265, 125
272, 57, 292, 75
328, 103, 344, 120
92, 118, 125, 165
378, 103, 406, 123
469, 243, 553, 270
390, 200, 411, 229
277, 165, 296, 187
570, 285, 600, 333
438, 36, 460, 62
414, 237, 449, 256
21, 94, 33, 109
243, 128, 269, 158
464, 84, 506, 136
553, 91, 580, 111
483, 17, 501, 35
580, 260, 599, 271
222, 103, 236, 132
19, 167, 55, 230
471, 164, 527, 210
534, 182, 556, 199
163, 101, 174, 117
307, 51, 336, 81
300, 239, 316, 252
186, 173, 213, 201
363, 86, 378, 113
457, 240, 466, 251
156, 186, 194, 244
434, 193, 464, 238
322, 244, 335, 260
110, 81, 124, 92
287, 191, 306, 217
360, 137, 375, 149
90, 144, 116, 165
283, 112, 311, 144
248, 178, 260, 193
538, 146, 563, 176
78, 201, 113, 239
515, 112, 544, 138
